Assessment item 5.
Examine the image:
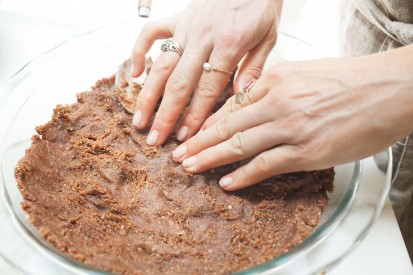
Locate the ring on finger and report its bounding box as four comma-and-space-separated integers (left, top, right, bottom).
243, 79, 256, 104
160, 39, 184, 56
203, 62, 233, 75
234, 91, 245, 107
235, 79, 257, 107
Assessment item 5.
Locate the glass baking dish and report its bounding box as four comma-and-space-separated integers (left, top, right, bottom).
0, 21, 391, 274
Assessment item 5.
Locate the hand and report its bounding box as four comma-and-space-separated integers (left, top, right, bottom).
130, 0, 282, 145
172, 46, 413, 191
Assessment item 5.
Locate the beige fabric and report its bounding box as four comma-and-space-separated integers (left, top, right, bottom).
339, 0, 413, 261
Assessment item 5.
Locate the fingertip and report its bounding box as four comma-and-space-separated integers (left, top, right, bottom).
172, 144, 187, 161
176, 125, 189, 142
130, 55, 145, 78
146, 130, 159, 146
182, 156, 198, 172
219, 176, 234, 189
132, 110, 142, 128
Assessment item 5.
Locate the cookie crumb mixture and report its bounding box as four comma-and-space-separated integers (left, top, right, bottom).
15, 76, 334, 275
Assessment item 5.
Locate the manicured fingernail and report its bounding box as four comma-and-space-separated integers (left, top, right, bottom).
173, 145, 187, 159
130, 63, 136, 76
146, 130, 159, 146
176, 126, 188, 141
183, 156, 197, 168
132, 110, 142, 127
219, 177, 233, 188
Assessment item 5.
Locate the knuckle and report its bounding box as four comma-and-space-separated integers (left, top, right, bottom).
218, 28, 247, 48
141, 94, 155, 107
296, 142, 318, 159
216, 33, 246, 60
224, 98, 234, 115
154, 111, 176, 127
137, 90, 157, 107
215, 115, 232, 140
242, 66, 263, 80
285, 143, 318, 171
184, 111, 206, 129
266, 61, 293, 81
196, 80, 219, 101
151, 57, 173, 75
166, 73, 189, 93
189, 134, 202, 153
191, 16, 213, 38
254, 154, 271, 175
230, 132, 247, 156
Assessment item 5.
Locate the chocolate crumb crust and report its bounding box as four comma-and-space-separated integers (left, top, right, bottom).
15, 76, 334, 275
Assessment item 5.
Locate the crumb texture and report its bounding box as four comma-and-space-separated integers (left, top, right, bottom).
15, 76, 334, 275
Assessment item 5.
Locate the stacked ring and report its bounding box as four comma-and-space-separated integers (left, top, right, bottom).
160, 39, 184, 56
235, 79, 256, 107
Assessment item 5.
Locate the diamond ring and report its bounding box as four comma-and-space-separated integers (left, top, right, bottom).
160, 40, 183, 56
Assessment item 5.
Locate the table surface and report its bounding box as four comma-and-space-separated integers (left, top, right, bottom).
0, 0, 412, 274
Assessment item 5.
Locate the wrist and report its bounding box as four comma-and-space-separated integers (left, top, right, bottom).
364, 45, 413, 136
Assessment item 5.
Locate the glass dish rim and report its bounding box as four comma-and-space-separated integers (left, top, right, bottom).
0, 21, 387, 274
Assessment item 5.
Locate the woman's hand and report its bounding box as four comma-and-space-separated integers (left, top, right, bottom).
130, 0, 282, 146
172, 45, 413, 191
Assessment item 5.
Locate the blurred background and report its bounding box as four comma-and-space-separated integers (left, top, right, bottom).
0, 0, 342, 86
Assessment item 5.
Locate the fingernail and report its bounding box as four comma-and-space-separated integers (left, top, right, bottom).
183, 156, 197, 168
146, 130, 159, 146
219, 177, 233, 188
173, 145, 187, 159
130, 63, 136, 76
176, 126, 188, 141
132, 110, 142, 127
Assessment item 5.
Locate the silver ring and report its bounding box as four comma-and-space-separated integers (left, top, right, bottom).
160, 39, 183, 56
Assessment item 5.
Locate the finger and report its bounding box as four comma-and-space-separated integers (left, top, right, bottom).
233, 27, 276, 93
172, 100, 271, 162
131, 16, 177, 77
219, 146, 301, 191
201, 79, 269, 130
182, 122, 289, 173
133, 46, 182, 129
146, 44, 212, 146
176, 50, 238, 142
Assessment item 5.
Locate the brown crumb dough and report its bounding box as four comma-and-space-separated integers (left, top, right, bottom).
15, 76, 334, 275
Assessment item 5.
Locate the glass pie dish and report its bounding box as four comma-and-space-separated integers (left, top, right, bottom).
0, 21, 391, 274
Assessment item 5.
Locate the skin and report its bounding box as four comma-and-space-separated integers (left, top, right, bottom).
173, 44, 413, 191
130, 0, 283, 146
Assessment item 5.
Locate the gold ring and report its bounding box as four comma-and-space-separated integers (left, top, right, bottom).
234, 91, 245, 107
203, 62, 233, 75
243, 79, 256, 104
